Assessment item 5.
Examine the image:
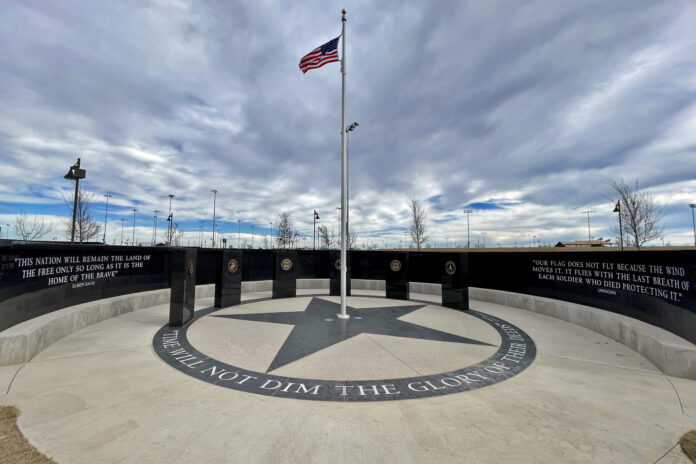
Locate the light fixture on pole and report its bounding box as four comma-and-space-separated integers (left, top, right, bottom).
153, 210, 161, 244
166, 212, 173, 246
345, 121, 358, 244
613, 201, 623, 251
198, 220, 204, 247
64, 158, 87, 243
690, 204, 696, 247
102, 194, 112, 244
211, 189, 217, 248
581, 210, 595, 247
313, 210, 320, 249
167, 194, 175, 244
131, 208, 138, 244
463, 209, 473, 248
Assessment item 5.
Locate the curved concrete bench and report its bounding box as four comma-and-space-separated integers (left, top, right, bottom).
2, 279, 694, 381
468, 287, 696, 380
0, 284, 210, 366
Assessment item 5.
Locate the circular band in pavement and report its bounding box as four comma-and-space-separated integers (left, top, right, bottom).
153, 296, 536, 401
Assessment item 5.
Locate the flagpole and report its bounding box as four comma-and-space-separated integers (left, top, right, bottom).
338, 8, 349, 320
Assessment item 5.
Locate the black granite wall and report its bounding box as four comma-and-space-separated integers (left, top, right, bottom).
2, 245, 695, 345
468, 250, 696, 344
0, 244, 171, 332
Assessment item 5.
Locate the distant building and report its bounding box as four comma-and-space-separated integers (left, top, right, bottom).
554, 238, 613, 248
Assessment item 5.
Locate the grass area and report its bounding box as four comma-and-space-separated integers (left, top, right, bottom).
682, 430, 696, 463
0, 406, 55, 464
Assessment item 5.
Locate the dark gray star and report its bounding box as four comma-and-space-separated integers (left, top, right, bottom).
213, 297, 492, 372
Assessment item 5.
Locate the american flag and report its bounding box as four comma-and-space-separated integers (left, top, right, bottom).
299, 36, 340, 73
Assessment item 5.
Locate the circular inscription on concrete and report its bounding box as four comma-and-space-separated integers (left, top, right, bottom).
280, 258, 293, 271
335, 259, 341, 270
390, 259, 402, 272
187, 260, 195, 277
227, 259, 239, 274
153, 297, 536, 402
445, 261, 456, 275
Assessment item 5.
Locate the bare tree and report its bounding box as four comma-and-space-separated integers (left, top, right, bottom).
335, 227, 359, 249
318, 225, 340, 249
14, 213, 52, 241
348, 229, 358, 249
275, 211, 297, 249
318, 225, 332, 249
408, 198, 428, 249
171, 223, 184, 246
610, 179, 664, 249
63, 188, 102, 243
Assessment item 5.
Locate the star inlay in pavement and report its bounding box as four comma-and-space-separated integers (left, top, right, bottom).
213, 297, 493, 373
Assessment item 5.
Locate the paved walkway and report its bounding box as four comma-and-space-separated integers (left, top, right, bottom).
1, 291, 694, 463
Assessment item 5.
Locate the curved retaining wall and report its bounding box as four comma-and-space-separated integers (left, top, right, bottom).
1, 245, 695, 372
2, 279, 694, 380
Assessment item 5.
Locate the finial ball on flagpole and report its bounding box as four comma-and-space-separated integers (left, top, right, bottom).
342, 9, 346, 15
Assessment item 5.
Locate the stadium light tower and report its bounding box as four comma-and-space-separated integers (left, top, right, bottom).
463, 209, 473, 248
211, 189, 218, 247
102, 194, 112, 244
581, 210, 595, 246
690, 204, 696, 247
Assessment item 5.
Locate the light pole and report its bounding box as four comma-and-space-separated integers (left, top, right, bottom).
153, 210, 161, 244
581, 210, 595, 246
533, 235, 536, 247
313, 210, 320, 249
237, 219, 241, 248
102, 194, 112, 244
463, 209, 473, 248
482, 232, 486, 248
131, 208, 138, 244
346, 122, 358, 245
199, 220, 204, 247
167, 194, 175, 244
64, 158, 86, 243
690, 204, 696, 247
252, 225, 255, 248
270, 222, 273, 249
613, 201, 623, 251
336, 207, 341, 249
120, 218, 125, 245
211, 189, 217, 248
5, 225, 10, 239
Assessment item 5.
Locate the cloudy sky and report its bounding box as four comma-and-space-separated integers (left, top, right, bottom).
1, 0, 695, 248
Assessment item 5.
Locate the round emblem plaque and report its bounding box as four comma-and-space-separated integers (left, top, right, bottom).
445, 260, 456, 275
390, 259, 402, 272
281, 258, 293, 271
335, 259, 341, 270
187, 260, 195, 277
227, 258, 239, 274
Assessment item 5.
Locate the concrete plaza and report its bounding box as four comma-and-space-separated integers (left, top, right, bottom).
1, 289, 695, 463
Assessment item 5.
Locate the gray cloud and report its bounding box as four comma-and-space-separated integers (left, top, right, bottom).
0, 0, 694, 246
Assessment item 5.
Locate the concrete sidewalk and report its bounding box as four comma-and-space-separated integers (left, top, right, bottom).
1, 293, 695, 463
